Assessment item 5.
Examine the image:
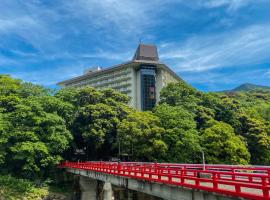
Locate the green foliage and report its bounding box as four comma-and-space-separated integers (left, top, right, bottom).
0, 76, 73, 180
0, 175, 34, 193
154, 104, 201, 163
159, 82, 270, 165
1, 74, 270, 186
200, 93, 241, 129
77, 103, 119, 146
200, 121, 250, 164
159, 82, 202, 111
0, 175, 69, 200
18, 82, 52, 98
56, 87, 133, 160
3, 97, 73, 179
0, 112, 8, 164
238, 114, 270, 164
228, 83, 270, 92
118, 111, 167, 161
0, 75, 21, 96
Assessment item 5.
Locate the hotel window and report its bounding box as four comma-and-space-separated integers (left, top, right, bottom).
140, 65, 156, 111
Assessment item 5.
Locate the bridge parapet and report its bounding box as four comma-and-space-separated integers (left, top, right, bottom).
60, 162, 270, 200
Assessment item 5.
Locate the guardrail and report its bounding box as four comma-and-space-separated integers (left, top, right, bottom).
59, 162, 270, 200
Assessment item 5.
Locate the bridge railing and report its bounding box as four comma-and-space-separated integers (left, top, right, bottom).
59, 162, 270, 200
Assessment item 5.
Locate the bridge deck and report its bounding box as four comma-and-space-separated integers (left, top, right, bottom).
59, 162, 270, 200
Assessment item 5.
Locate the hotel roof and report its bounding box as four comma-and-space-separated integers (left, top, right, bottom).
57, 44, 182, 85
133, 44, 159, 62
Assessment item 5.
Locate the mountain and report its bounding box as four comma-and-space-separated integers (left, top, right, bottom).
224, 83, 270, 92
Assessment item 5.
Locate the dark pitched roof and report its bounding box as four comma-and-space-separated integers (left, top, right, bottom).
133, 44, 159, 62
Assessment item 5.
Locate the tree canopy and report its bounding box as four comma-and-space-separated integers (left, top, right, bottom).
1, 75, 270, 182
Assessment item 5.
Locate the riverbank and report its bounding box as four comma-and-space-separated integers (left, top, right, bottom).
0, 175, 72, 200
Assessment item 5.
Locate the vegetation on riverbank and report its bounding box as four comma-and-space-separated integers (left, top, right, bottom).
0, 175, 70, 200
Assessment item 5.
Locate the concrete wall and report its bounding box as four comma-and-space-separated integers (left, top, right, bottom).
155, 68, 162, 103
135, 68, 141, 110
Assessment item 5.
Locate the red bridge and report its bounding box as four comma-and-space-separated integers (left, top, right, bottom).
60, 162, 270, 200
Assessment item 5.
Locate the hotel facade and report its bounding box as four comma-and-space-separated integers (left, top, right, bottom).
58, 44, 181, 110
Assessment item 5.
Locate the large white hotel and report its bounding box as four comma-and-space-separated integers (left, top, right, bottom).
58, 44, 181, 111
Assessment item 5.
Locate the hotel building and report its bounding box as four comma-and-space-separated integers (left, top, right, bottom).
57, 44, 181, 110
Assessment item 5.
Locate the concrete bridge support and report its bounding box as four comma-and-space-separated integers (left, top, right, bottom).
79, 177, 114, 200
103, 182, 113, 200
127, 190, 134, 200
79, 176, 97, 200
117, 189, 126, 200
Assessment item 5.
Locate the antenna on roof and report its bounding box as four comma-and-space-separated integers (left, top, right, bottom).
139, 38, 142, 44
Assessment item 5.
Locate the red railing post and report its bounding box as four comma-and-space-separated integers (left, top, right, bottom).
235, 184, 241, 194
168, 169, 172, 182
157, 167, 161, 181
232, 168, 235, 181
181, 168, 185, 184
262, 177, 269, 198
182, 166, 186, 176
117, 162, 121, 175
213, 173, 218, 190
141, 165, 145, 178
248, 175, 252, 183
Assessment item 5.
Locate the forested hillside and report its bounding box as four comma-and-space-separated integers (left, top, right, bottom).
0, 74, 270, 185
223, 83, 270, 92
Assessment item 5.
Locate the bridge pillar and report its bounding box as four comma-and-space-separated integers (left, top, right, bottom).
79, 176, 97, 200
127, 190, 134, 200
103, 182, 113, 200
118, 189, 125, 200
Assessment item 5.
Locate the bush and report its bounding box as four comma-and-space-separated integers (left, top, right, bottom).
0, 175, 34, 193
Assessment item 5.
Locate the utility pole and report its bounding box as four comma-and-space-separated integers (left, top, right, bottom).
202, 150, 206, 171
118, 138, 121, 161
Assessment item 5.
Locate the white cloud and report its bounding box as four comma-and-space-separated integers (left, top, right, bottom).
0, 17, 37, 32
60, 0, 168, 38
78, 50, 133, 61
160, 24, 270, 72
0, 4, 63, 55
0, 0, 167, 60
0, 57, 17, 66
202, 0, 249, 11
181, 68, 270, 91
12, 64, 84, 86
265, 70, 270, 78
0, 0, 269, 88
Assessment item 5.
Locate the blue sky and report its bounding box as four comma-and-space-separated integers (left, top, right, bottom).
0, 0, 270, 91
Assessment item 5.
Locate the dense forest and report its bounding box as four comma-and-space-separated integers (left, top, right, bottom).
0, 74, 270, 184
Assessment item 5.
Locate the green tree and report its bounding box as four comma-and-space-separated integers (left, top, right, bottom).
201, 121, 250, 164
117, 111, 167, 161
0, 75, 22, 113
56, 87, 132, 160
200, 93, 241, 129
159, 82, 202, 111
0, 111, 8, 164
239, 114, 270, 164
18, 82, 51, 98
2, 97, 73, 180
154, 104, 201, 163
0, 75, 21, 96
